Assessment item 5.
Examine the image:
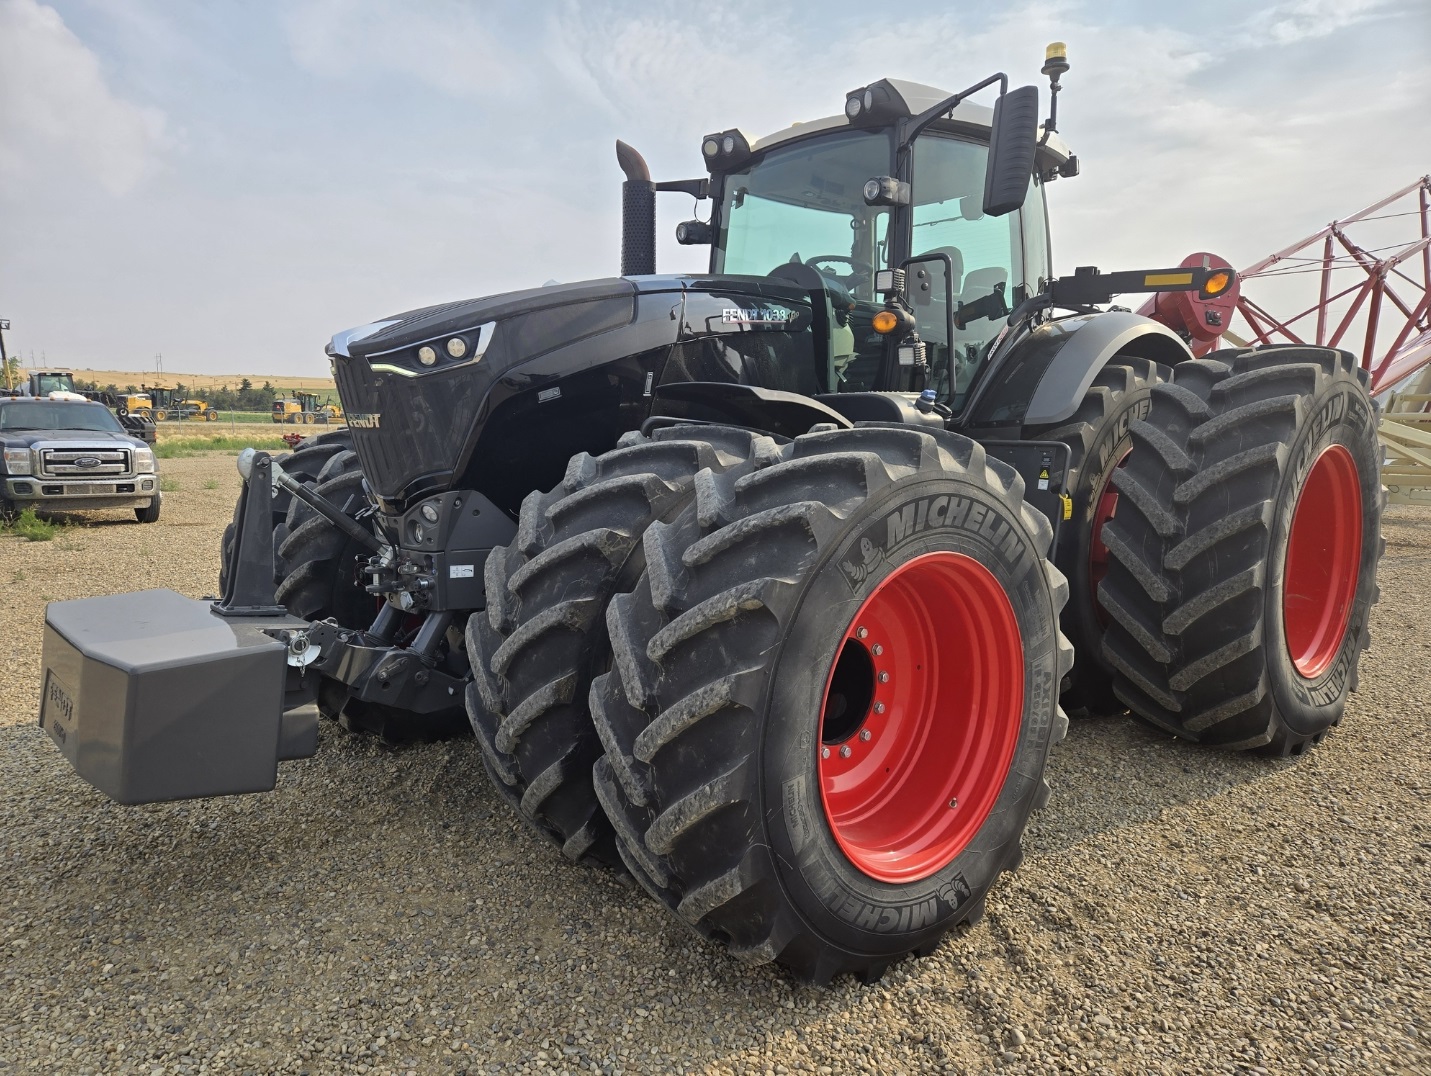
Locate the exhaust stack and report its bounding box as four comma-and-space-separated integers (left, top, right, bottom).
616, 140, 656, 277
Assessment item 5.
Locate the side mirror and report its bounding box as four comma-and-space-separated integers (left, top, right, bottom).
982, 84, 1039, 217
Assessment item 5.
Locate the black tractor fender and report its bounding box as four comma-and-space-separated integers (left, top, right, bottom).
963, 310, 1194, 429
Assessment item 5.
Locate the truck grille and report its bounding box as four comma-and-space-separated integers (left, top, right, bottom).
39, 447, 131, 478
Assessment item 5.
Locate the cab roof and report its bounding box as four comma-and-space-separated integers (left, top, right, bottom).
747, 78, 1072, 165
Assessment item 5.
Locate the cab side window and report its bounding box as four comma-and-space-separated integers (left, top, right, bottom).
910, 134, 1043, 404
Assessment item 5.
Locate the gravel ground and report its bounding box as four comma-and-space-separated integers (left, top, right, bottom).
2, 452, 1428, 1075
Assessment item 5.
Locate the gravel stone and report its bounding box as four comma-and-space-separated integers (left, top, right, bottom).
1, 453, 1428, 1074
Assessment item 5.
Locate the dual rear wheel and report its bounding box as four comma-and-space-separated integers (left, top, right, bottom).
1099, 345, 1382, 754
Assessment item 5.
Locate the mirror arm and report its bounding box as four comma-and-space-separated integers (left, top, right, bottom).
895, 73, 1009, 175
654, 178, 710, 199
903, 73, 1009, 145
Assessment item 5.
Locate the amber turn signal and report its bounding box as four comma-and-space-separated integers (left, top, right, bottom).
1203, 270, 1232, 296
872, 310, 900, 334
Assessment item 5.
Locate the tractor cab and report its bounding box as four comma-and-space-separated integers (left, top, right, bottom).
608, 76, 1077, 420
698, 84, 1065, 410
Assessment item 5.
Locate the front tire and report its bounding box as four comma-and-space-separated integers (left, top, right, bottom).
1099, 346, 1383, 755
217, 430, 353, 598
274, 447, 374, 627
591, 426, 1071, 983
467, 426, 770, 869
135, 494, 161, 524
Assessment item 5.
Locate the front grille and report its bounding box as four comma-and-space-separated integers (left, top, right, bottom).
39, 447, 131, 478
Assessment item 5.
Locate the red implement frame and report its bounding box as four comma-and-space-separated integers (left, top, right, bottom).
1229, 176, 1431, 394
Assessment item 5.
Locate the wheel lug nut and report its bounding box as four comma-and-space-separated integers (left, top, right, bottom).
859, 729, 872, 741
871, 644, 883, 656
873, 702, 885, 714
948, 797, 959, 809
821, 746, 830, 759
839, 745, 852, 758
856, 626, 868, 639
878, 671, 890, 683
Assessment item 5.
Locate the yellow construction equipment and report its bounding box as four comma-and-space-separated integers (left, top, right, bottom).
272, 391, 343, 424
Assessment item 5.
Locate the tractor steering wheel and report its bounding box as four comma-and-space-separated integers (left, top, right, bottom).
804, 255, 873, 290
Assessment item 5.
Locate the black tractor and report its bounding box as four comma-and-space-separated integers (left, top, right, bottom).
41, 46, 1382, 985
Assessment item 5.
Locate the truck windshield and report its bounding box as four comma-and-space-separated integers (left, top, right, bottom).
32, 374, 77, 395
0, 402, 125, 433
713, 130, 893, 302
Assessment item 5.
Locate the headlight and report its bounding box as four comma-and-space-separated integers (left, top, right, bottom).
3, 447, 32, 475
420, 503, 439, 523
132, 447, 155, 473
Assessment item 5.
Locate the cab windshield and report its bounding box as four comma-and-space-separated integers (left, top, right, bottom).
0, 401, 125, 433
713, 130, 892, 302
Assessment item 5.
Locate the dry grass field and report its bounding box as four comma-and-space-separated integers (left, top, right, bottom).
53, 367, 337, 393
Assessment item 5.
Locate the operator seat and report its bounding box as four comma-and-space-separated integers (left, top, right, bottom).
914, 246, 964, 296
958, 266, 1008, 310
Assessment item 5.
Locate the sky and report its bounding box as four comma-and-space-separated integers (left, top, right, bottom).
1, 0, 1427, 378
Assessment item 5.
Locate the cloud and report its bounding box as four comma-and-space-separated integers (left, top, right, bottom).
0, 0, 167, 197
1244, 0, 1391, 45
283, 0, 513, 97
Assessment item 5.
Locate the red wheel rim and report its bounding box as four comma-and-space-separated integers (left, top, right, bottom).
1283, 444, 1362, 678
1088, 447, 1131, 627
817, 551, 1024, 883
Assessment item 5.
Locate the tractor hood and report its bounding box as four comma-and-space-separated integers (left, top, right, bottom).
328, 274, 826, 508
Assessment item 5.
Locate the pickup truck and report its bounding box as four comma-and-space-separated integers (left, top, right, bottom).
1, 396, 162, 522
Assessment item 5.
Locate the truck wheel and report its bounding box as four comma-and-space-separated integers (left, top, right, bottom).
135, 494, 162, 524
205, 409, 219, 422
467, 426, 770, 869
1099, 346, 1383, 755
590, 426, 1072, 983
218, 430, 353, 599
1025, 357, 1170, 715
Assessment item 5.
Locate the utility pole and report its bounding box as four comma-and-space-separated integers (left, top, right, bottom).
0, 319, 11, 391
